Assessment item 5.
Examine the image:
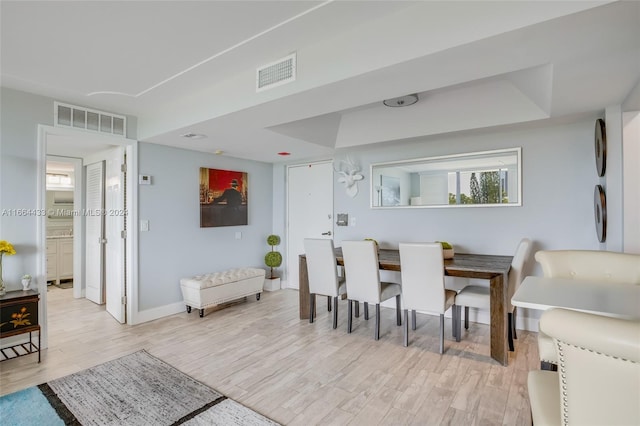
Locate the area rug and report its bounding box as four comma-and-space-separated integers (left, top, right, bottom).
0, 350, 279, 426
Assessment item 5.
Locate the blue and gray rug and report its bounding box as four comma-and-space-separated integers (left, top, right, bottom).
0, 350, 279, 425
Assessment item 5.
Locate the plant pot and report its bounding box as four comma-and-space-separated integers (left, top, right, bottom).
264, 277, 281, 292
443, 248, 455, 259
22, 279, 31, 291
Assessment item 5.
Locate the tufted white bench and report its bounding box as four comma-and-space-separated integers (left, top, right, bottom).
180, 268, 266, 317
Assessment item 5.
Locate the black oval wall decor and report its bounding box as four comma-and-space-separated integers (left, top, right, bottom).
594, 184, 607, 243
595, 118, 606, 177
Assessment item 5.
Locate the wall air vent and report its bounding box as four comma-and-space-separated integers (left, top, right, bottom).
256, 53, 296, 92
54, 102, 127, 137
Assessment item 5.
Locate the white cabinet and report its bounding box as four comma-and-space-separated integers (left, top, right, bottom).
46, 240, 57, 282
46, 237, 73, 285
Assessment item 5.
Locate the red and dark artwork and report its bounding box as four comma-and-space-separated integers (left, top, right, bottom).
199, 168, 248, 227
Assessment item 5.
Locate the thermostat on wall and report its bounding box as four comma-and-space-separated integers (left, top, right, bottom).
139, 175, 152, 185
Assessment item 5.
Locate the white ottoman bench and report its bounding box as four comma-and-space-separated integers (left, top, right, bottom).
180, 268, 266, 317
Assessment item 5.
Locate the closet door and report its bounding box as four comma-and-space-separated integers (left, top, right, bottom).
85, 161, 104, 304
104, 147, 126, 323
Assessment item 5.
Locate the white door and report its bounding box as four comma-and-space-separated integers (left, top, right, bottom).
85, 162, 104, 304
287, 162, 334, 289
104, 147, 126, 323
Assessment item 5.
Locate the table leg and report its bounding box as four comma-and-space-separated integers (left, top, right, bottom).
299, 255, 311, 320
489, 273, 508, 366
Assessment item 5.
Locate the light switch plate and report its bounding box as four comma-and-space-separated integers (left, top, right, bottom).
140, 220, 149, 232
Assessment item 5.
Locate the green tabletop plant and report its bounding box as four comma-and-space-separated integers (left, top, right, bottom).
264, 234, 282, 279
436, 241, 455, 259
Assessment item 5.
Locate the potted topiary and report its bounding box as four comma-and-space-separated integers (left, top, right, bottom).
437, 241, 455, 259
264, 235, 282, 291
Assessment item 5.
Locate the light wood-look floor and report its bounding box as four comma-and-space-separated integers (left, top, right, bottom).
0, 286, 538, 425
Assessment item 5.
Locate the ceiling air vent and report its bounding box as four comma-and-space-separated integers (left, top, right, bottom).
54, 102, 126, 137
256, 53, 296, 92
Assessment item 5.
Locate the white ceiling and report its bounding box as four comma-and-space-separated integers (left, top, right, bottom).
2, 1, 639, 163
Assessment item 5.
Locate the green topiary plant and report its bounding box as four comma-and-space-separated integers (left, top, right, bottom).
436, 241, 455, 259
436, 241, 453, 249
264, 234, 282, 279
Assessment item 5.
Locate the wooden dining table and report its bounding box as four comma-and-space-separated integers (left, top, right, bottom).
299, 248, 514, 366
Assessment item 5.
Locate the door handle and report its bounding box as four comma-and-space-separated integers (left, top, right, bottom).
321, 231, 332, 236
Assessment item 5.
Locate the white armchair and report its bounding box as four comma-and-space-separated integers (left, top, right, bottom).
534, 250, 640, 369
527, 308, 640, 425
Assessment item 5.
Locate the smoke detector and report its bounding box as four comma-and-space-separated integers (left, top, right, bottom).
383, 94, 419, 107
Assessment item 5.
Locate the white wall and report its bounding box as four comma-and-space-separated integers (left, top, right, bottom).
136, 143, 274, 316
0, 88, 52, 289
623, 111, 640, 254
333, 119, 600, 255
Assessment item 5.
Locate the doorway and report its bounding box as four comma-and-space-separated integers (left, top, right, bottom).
45, 156, 81, 299
37, 125, 138, 349
286, 161, 334, 289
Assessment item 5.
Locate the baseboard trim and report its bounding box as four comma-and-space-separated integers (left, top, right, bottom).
134, 301, 185, 325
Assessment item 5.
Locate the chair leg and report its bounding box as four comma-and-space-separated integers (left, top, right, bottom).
403, 309, 409, 347
332, 296, 339, 329
513, 308, 518, 340
411, 310, 417, 330
364, 302, 369, 320
309, 294, 315, 324
328, 296, 332, 312
396, 295, 402, 326
439, 314, 445, 354
355, 301, 360, 318
455, 305, 461, 342
451, 305, 457, 339
464, 306, 469, 329
347, 300, 353, 333
375, 304, 381, 340
508, 312, 515, 351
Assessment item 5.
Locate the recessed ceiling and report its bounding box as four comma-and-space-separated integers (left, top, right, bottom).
2, 1, 639, 162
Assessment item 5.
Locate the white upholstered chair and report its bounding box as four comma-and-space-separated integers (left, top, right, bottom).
399, 242, 458, 354
304, 238, 347, 329
454, 238, 532, 349
341, 240, 402, 340
534, 250, 640, 370
527, 308, 640, 425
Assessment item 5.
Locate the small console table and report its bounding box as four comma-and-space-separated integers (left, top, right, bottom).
0, 289, 41, 363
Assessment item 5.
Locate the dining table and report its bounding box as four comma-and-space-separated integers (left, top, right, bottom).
299, 248, 514, 366
511, 276, 640, 320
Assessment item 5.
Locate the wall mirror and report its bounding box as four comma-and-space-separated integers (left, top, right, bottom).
371, 147, 521, 208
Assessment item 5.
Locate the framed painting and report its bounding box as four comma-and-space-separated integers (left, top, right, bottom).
199, 167, 248, 227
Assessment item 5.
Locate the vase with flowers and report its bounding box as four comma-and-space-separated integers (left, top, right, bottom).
0, 240, 17, 296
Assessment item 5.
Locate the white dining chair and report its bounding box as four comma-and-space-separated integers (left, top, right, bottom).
454, 238, 532, 350
304, 238, 347, 329
399, 242, 458, 354
341, 240, 402, 340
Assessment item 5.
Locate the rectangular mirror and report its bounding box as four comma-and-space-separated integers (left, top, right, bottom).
371, 148, 521, 208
